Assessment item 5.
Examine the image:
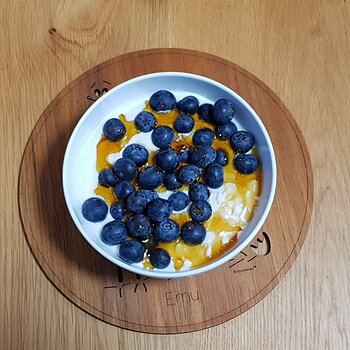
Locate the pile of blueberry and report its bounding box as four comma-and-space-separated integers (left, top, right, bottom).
82, 90, 258, 270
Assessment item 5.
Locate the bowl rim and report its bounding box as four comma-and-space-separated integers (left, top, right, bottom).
62, 71, 277, 279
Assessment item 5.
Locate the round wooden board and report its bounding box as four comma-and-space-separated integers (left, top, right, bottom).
19, 49, 313, 334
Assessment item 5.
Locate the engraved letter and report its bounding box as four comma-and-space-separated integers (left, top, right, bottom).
190, 290, 200, 301
165, 292, 175, 306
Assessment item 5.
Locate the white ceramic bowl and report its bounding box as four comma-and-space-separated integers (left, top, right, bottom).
63, 72, 276, 279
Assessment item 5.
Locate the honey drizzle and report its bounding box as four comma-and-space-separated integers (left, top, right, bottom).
143, 256, 153, 270
94, 101, 261, 271
143, 101, 180, 126
96, 114, 139, 172
151, 212, 240, 270
95, 185, 117, 206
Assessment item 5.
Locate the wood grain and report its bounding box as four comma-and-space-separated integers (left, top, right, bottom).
18, 49, 313, 334
1, 0, 350, 349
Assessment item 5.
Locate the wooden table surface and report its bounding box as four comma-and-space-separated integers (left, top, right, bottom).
1, 1, 349, 349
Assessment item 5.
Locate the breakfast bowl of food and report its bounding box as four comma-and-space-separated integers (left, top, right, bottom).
62, 72, 276, 278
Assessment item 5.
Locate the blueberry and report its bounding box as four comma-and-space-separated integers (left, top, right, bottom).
126, 214, 152, 239
230, 131, 255, 153
215, 121, 237, 140
119, 240, 145, 263
178, 165, 201, 185
163, 172, 182, 190
134, 111, 157, 132
178, 147, 192, 163
98, 169, 119, 187
82, 197, 108, 222
214, 149, 229, 166
155, 146, 179, 173
189, 200, 212, 222
143, 235, 158, 252
147, 198, 173, 223
198, 103, 214, 123
188, 183, 210, 202
176, 96, 199, 114
212, 99, 235, 125
103, 118, 126, 141
154, 219, 180, 242
138, 166, 164, 189
139, 189, 159, 204
122, 144, 149, 166
114, 158, 137, 181
110, 202, 126, 220
203, 163, 224, 189
190, 145, 216, 168
168, 192, 189, 211
193, 128, 215, 146
126, 191, 147, 213
114, 181, 135, 200
101, 220, 128, 245
174, 114, 195, 133
151, 126, 175, 148
234, 154, 258, 174
149, 90, 177, 112
150, 248, 171, 269
181, 221, 206, 245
